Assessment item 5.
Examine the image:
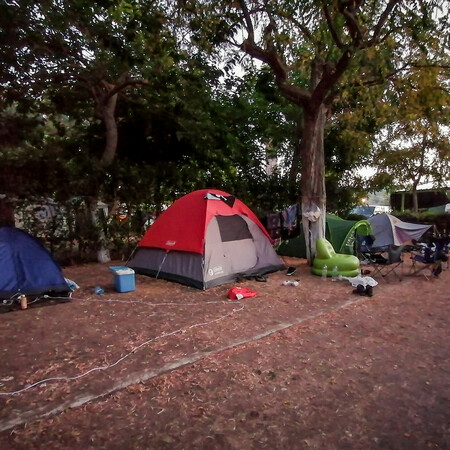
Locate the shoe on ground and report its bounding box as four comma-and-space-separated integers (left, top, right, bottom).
255, 275, 267, 282
365, 286, 374, 297
286, 267, 297, 276
352, 284, 366, 296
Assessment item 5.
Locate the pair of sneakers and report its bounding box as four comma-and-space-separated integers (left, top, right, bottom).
353, 284, 374, 297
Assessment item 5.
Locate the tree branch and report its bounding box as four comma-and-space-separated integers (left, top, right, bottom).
323, 4, 344, 49
312, 50, 353, 107
240, 38, 282, 78
105, 78, 151, 100
263, 1, 278, 51
241, 38, 310, 105
237, 0, 254, 42
338, 0, 366, 47
276, 11, 313, 41
369, 0, 401, 46
279, 83, 311, 106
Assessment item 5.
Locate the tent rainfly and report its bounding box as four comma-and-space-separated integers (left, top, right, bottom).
128, 189, 285, 289
368, 213, 432, 248
0, 227, 71, 300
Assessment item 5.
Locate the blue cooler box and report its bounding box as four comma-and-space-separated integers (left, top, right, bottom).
109, 266, 135, 293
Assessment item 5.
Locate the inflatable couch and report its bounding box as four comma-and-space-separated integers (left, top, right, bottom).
312, 238, 360, 277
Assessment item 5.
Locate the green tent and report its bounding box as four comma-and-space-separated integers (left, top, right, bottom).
277, 214, 371, 258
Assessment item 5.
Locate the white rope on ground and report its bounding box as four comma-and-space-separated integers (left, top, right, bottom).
0, 298, 244, 396
0, 294, 376, 435
69, 296, 233, 307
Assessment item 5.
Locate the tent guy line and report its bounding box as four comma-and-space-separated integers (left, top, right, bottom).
70, 296, 237, 307
0, 298, 245, 397
0, 293, 373, 433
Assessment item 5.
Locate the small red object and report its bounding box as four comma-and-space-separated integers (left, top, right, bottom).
227, 287, 258, 300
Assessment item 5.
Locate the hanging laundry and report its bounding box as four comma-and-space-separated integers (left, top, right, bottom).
266, 213, 281, 239
267, 213, 281, 230
282, 204, 298, 230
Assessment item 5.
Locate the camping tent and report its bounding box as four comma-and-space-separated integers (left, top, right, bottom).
128, 189, 285, 289
277, 214, 371, 258
0, 227, 70, 299
368, 213, 432, 248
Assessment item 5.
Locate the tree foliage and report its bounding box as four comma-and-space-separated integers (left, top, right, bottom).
177, 0, 449, 259
370, 66, 450, 210
1, 0, 449, 260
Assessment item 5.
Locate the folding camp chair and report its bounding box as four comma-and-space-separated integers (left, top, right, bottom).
356, 235, 382, 263
409, 240, 448, 279
365, 244, 405, 282
356, 235, 388, 267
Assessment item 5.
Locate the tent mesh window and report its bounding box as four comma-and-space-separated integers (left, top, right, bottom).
216, 215, 252, 242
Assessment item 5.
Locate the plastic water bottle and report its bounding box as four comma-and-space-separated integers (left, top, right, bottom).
94, 286, 104, 295
282, 280, 299, 286
321, 265, 328, 281
331, 266, 339, 281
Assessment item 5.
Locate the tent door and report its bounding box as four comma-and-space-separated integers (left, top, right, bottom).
204, 215, 258, 281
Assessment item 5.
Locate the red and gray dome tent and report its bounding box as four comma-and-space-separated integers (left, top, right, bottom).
128, 189, 285, 289
0, 227, 70, 300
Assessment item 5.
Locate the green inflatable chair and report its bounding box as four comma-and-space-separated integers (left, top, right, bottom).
312, 238, 360, 277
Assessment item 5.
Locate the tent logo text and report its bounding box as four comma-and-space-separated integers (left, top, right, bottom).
209, 266, 224, 276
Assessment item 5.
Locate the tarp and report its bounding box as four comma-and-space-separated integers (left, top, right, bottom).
277, 215, 371, 258
368, 213, 432, 248
0, 227, 70, 299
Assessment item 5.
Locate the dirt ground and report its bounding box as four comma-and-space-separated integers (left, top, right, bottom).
0, 255, 449, 449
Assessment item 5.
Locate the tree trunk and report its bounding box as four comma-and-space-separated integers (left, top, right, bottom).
299, 56, 330, 264
239, 15, 353, 264
0, 197, 15, 227
412, 139, 426, 213
89, 198, 111, 263
412, 178, 420, 213
99, 92, 119, 166
300, 105, 327, 263
412, 190, 419, 212
289, 116, 303, 183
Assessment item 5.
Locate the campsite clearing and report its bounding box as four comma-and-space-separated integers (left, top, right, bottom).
0, 257, 448, 449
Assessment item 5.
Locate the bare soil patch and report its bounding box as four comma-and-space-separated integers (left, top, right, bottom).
0, 256, 448, 449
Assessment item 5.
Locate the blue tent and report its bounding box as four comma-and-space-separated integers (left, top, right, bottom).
0, 227, 70, 300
